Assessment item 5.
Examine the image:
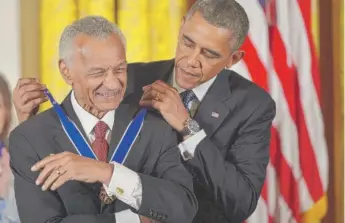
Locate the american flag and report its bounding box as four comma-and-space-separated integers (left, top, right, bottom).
231, 0, 328, 222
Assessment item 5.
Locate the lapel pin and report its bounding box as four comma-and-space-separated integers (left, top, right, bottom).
211, 112, 219, 118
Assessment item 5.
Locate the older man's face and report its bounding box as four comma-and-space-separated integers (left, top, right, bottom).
60, 34, 127, 114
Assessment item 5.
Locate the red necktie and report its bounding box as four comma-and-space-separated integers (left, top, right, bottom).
92, 121, 115, 204
91, 121, 109, 162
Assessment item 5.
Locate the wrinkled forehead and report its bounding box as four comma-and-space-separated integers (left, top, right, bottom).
72, 34, 126, 66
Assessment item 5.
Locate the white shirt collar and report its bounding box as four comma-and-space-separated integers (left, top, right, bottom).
70, 91, 115, 136
171, 69, 217, 102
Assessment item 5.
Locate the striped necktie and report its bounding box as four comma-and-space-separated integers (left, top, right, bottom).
180, 90, 198, 115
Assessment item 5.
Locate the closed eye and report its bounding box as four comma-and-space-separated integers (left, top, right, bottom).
113, 67, 126, 74
182, 35, 195, 48
89, 71, 105, 76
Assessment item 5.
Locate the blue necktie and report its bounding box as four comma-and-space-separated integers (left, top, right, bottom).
180, 90, 197, 114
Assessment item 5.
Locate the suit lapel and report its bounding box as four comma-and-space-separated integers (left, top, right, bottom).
107, 100, 144, 170
157, 60, 174, 82
194, 70, 232, 137
107, 102, 134, 160
52, 92, 90, 155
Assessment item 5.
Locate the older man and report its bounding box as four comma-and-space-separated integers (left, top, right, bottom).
14, 0, 276, 222
9, 16, 197, 223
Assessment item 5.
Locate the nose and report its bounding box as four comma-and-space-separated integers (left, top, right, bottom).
103, 70, 121, 89
187, 49, 201, 68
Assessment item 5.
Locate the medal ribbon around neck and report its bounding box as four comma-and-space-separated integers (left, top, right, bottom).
44, 89, 147, 164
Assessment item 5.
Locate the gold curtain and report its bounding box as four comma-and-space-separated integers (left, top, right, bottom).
40, 0, 77, 111
117, 0, 150, 62
117, 0, 187, 63
78, 0, 115, 21
148, 0, 186, 61
39, 0, 115, 111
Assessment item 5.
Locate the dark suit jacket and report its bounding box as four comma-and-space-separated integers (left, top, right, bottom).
126, 59, 276, 223
9, 91, 198, 223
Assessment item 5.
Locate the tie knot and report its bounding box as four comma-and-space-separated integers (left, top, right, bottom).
180, 90, 197, 109
94, 121, 108, 139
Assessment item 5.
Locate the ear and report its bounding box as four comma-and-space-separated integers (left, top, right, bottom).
179, 16, 186, 34
59, 60, 73, 86
181, 16, 186, 26
226, 50, 245, 68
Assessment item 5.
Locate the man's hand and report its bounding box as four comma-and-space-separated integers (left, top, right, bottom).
13, 77, 48, 123
139, 80, 189, 132
31, 152, 113, 191
139, 216, 161, 223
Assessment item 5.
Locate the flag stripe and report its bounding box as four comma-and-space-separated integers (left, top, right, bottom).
233, 0, 328, 221
296, 0, 321, 101
270, 16, 323, 204
241, 0, 314, 213
241, 38, 268, 90
289, 0, 329, 193
240, 31, 302, 218
270, 127, 300, 221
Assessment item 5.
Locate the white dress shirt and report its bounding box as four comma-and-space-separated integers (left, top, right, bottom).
170, 70, 217, 160
71, 92, 141, 223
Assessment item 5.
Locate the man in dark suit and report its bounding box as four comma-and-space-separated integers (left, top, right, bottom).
135, 1, 275, 222
9, 16, 197, 223
13, 1, 276, 222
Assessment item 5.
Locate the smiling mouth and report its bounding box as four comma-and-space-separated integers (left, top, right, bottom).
96, 91, 121, 98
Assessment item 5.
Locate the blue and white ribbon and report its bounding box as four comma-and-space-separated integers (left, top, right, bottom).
44, 89, 146, 164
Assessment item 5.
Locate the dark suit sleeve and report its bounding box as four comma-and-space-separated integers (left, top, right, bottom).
185, 97, 276, 222
9, 130, 116, 223
137, 127, 198, 223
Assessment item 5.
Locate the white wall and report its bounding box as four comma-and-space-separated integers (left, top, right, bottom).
0, 0, 21, 127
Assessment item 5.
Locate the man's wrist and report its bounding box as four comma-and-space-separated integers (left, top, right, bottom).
183, 135, 192, 141
140, 216, 160, 223
179, 118, 201, 138
99, 162, 114, 185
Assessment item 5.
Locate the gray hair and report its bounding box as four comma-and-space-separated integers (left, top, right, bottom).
59, 16, 126, 63
186, 0, 249, 51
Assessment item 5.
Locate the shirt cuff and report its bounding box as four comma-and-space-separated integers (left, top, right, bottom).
115, 209, 140, 223
178, 129, 206, 161
103, 163, 142, 210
